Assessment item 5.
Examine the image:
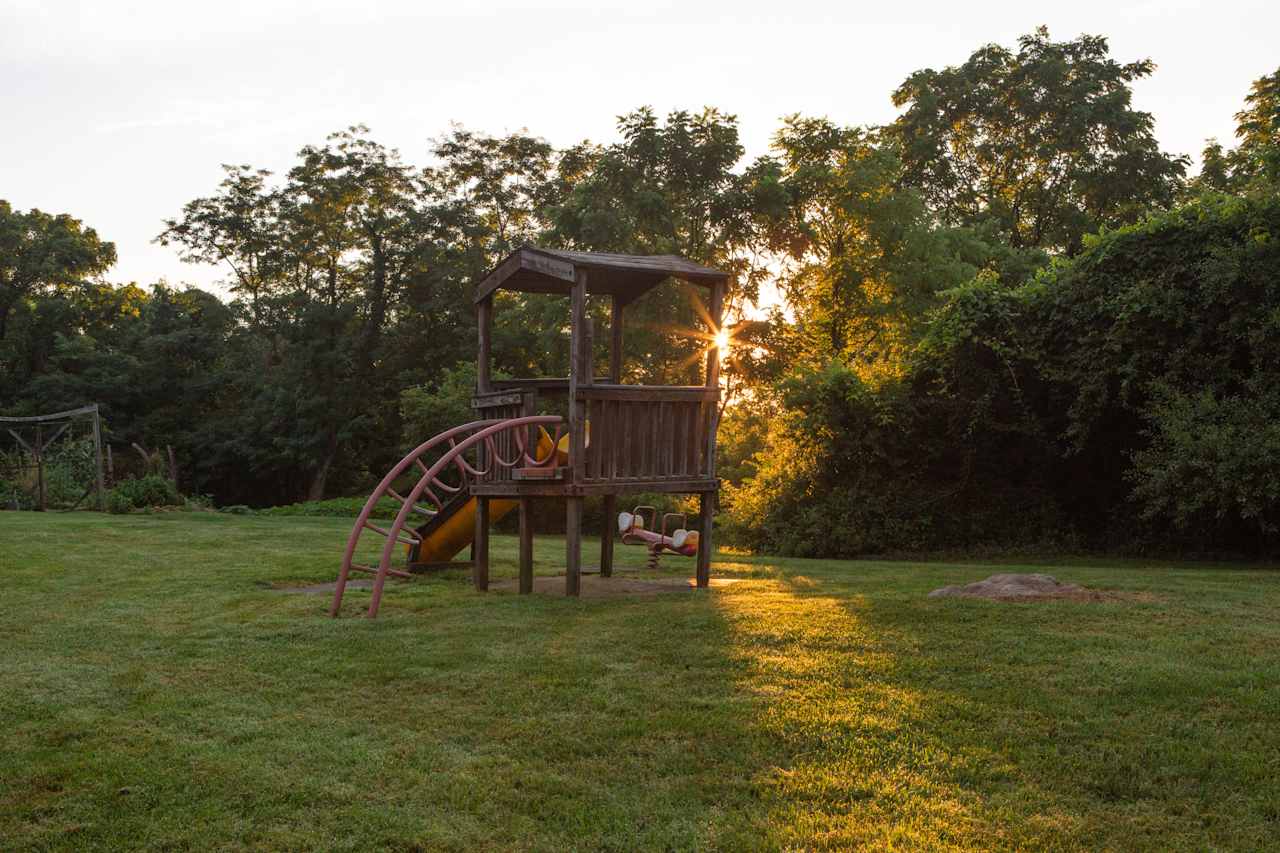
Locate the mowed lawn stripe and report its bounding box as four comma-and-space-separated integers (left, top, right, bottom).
1, 512, 1278, 849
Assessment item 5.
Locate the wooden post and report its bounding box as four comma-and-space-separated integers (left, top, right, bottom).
696, 491, 714, 588
600, 494, 616, 577
519, 497, 534, 594
705, 280, 724, 391
565, 496, 582, 597
35, 423, 45, 511
609, 296, 623, 383
568, 269, 589, 483
704, 279, 725, 478
167, 444, 178, 486
565, 269, 589, 597
91, 406, 105, 511
106, 444, 114, 483
474, 496, 490, 591
477, 296, 493, 394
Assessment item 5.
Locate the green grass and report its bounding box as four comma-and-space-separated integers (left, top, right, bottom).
1, 512, 1278, 850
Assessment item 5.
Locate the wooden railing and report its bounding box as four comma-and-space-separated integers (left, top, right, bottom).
472, 390, 535, 484
576, 385, 717, 483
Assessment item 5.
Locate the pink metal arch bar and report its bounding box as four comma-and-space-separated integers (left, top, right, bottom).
331, 415, 563, 618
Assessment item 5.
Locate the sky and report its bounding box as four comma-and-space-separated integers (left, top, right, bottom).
2, 0, 1276, 294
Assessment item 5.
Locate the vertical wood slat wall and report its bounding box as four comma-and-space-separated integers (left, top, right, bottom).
576, 390, 716, 483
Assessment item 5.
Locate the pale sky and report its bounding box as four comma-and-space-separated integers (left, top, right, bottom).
3, 0, 1275, 293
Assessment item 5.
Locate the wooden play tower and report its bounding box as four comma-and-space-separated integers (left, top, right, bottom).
331, 246, 727, 616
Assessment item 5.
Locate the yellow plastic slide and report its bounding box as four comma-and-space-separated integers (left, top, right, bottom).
410, 426, 580, 563
413, 496, 518, 562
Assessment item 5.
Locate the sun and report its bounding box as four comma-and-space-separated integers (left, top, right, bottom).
714, 327, 731, 353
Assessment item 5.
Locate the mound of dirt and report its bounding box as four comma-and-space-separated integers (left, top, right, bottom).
929, 573, 1108, 602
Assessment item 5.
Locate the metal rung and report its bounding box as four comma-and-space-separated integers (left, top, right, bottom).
349, 564, 412, 579
363, 521, 421, 546
387, 488, 437, 517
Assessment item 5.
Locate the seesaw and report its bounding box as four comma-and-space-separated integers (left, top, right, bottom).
617, 505, 699, 570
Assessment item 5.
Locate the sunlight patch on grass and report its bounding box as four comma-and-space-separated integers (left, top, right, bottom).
2, 513, 1279, 849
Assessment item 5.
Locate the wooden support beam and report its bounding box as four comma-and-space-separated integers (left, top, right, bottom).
0, 403, 100, 423
477, 296, 493, 394
609, 296, 623, 383
705, 279, 724, 391
696, 491, 714, 588
37, 421, 71, 453
569, 269, 589, 484
600, 494, 615, 578
704, 280, 725, 478
473, 496, 490, 591
519, 497, 534, 594
6, 428, 33, 454
565, 496, 583, 597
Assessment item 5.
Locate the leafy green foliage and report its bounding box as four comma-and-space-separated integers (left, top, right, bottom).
730, 191, 1280, 556
399, 362, 487, 449
5, 34, 1276, 560
1130, 381, 1280, 534
105, 474, 181, 513
890, 27, 1187, 254
1191, 66, 1280, 193
0, 200, 116, 342
259, 496, 400, 519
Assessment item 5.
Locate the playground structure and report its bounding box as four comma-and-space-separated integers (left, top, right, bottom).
331, 246, 727, 617
0, 404, 106, 512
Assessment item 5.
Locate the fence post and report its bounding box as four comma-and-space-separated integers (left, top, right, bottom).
92, 406, 106, 511
35, 423, 45, 511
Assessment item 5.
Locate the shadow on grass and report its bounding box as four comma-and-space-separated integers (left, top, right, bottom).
5, 513, 1278, 849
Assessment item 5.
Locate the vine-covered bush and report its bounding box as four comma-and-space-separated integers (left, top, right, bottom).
725, 192, 1280, 556
105, 475, 181, 514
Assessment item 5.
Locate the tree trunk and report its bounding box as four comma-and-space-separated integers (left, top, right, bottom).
306, 430, 339, 502
307, 452, 334, 502
358, 232, 388, 375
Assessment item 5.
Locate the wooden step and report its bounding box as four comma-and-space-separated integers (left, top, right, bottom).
512, 466, 565, 480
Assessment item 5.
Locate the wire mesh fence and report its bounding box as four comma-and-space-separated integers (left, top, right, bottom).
0, 405, 105, 511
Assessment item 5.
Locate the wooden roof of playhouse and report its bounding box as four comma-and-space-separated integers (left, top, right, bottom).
474, 245, 729, 305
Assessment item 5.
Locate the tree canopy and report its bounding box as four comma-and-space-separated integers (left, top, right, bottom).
891, 27, 1187, 254
7, 28, 1280, 558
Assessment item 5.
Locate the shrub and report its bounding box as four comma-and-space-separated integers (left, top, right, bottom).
105, 475, 181, 514
261, 496, 399, 519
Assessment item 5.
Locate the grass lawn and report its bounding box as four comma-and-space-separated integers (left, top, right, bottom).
2, 511, 1279, 850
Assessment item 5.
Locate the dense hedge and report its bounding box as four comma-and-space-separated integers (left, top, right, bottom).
725, 193, 1280, 556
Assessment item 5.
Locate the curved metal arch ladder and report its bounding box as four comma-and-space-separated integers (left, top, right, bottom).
331, 415, 564, 618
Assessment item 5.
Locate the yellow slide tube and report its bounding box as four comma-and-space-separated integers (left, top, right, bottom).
414, 497, 517, 562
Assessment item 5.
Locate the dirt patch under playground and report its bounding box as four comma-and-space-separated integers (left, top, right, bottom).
491, 575, 742, 598
272, 575, 740, 598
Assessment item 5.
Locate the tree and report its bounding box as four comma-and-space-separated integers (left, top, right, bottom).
427, 126, 555, 276
156, 167, 282, 336
750, 118, 1042, 382
1190, 66, 1280, 193
545, 108, 765, 385
890, 27, 1187, 255
0, 201, 116, 342
1020, 193, 1280, 543
159, 130, 438, 500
